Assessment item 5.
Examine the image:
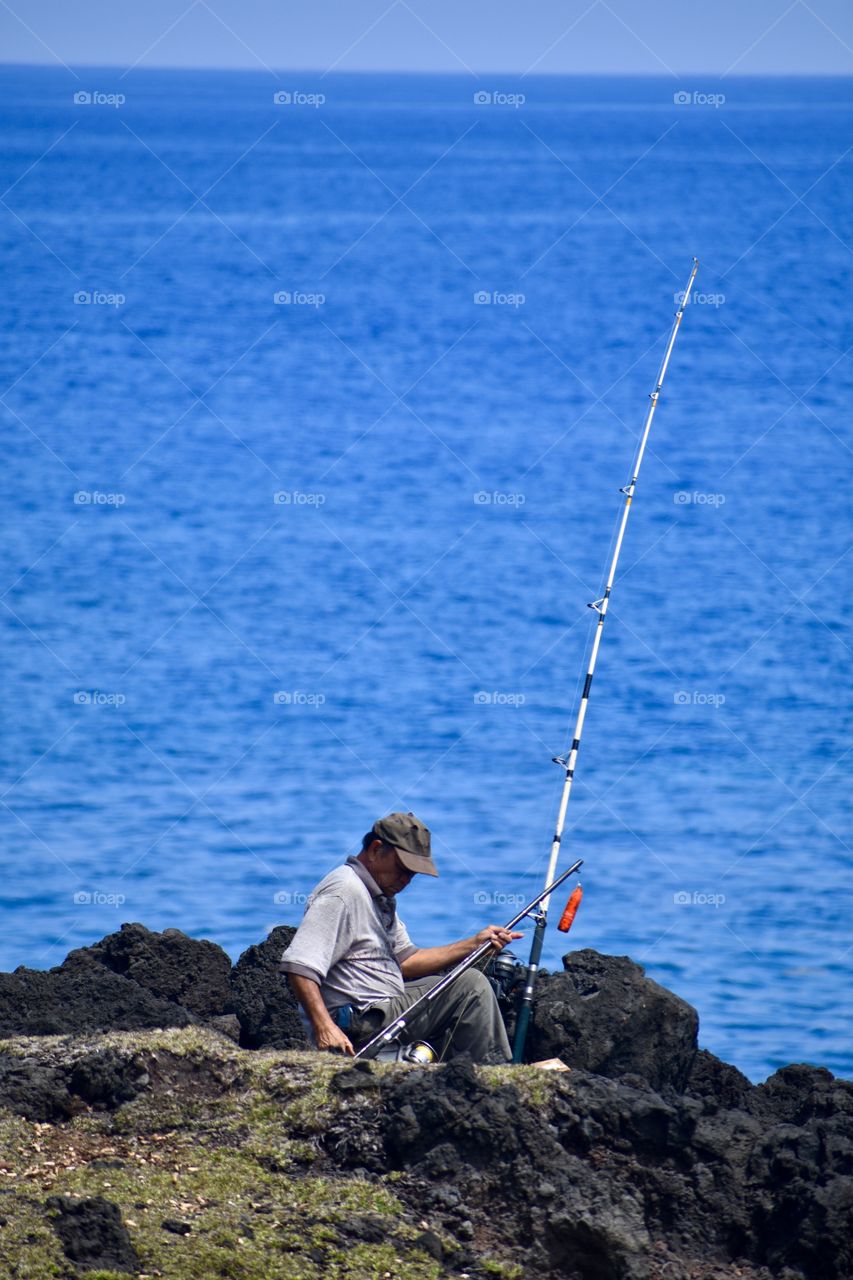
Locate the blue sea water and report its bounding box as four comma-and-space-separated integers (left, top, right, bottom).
0, 67, 851, 1082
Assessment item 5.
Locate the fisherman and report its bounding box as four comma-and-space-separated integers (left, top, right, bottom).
280, 812, 522, 1063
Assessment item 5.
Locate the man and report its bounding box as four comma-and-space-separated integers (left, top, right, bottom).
279, 811, 522, 1063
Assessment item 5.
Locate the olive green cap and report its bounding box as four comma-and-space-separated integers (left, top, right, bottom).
371, 811, 438, 877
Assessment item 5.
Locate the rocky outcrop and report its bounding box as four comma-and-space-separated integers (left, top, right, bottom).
229, 923, 308, 1049
0, 922, 307, 1048
0, 927, 849, 1279
327, 1051, 853, 1280
0, 1025, 848, 1280
64, 922, 233, 1019
0, 959, 197, 1039
528, 949, 700, 1090
46, 1194, 140, 1274
0, 1044, 150, 1121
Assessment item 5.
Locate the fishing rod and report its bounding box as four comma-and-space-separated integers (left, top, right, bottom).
511, 258, 699, 1063
354, 858, 583, 1061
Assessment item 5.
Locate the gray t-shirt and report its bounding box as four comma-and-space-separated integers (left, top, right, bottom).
279, 857, 417, 1011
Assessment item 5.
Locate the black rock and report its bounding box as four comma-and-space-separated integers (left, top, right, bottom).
46, 1194, 139, 1272
0, 1057, 76, 1122
208, 1013, 242, 1043
750, 1062, 853, 1125
63, 922, 233, 1019
323, 1049, 852, 1280
0, 963, 195, 1039
69, 1048, 149, 1109
343, 1054, 850, 1280
345, 1214, 388, 1243
161, 1218, 192, 1235
332, 1062, 381, 1092
230, 925, 308, 1050
527, 948, 699, 1090
414, 1228, 445, 1260
0, 1046, 149, 1121
685, 1047, 755, 1113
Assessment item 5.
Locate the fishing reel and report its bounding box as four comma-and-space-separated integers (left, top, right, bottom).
486, 949, 526, 1016
373, 1039, 437, 1065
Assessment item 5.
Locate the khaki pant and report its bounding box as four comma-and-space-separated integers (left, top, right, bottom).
351, 968, 511, 1065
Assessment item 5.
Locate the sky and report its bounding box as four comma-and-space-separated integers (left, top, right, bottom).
1, 0, 853, 76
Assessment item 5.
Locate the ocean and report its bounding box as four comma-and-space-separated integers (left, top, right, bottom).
1, 66, 851, 1081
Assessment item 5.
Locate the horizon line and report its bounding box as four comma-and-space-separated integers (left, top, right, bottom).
0, 61, 852, 79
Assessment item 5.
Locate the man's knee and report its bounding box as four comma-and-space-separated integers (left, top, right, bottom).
454, 968, 496, 1002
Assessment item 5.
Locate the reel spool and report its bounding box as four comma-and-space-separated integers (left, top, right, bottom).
374, 1040, 437, 1065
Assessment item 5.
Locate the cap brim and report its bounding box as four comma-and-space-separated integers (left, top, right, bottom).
395, 847, 439, 877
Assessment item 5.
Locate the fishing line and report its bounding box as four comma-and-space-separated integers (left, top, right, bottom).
511, 259, 700, 1063
351, 263, 699, 1070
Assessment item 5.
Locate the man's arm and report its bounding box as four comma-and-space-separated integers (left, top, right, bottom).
288, 974, 355, 1056
399, 925, 523, 980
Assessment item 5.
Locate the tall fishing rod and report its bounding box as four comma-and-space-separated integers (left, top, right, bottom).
354, 858, 583, 1061
512, 258, 699, 1063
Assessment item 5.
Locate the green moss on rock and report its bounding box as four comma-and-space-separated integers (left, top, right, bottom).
0, 1027, 472, 1279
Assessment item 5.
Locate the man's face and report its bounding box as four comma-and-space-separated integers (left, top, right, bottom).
367, 842, 414, 895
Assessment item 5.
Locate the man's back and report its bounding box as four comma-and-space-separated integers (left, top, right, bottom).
280, 858, 416, 1011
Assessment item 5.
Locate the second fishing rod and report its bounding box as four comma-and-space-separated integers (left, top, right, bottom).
512, 258, 700, 1062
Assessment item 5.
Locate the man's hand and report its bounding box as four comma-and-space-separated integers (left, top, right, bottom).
475, 925, 524, 952
287, 974, 356, 1056
314, 1022, 355, 1056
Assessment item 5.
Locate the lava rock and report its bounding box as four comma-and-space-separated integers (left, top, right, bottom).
46, 1194, 139, 1272
749, 1062, 853, 1125
0, 1057, 76, 1122
0, 962, 195, 1039
685, 1047, 755, 1113
208, 1013, 242, 1043
68, 1048, 149, 1109
324, 1050, 853, 1279
161, 1217, 192, 1235
63, 922, 233, 1019
527, 948, 699, 1090
230, 925, 308, 1050
413, 1228, 444, 1260
376, 1057, 656, 1278
332, 1061, 381, 1092
0, 1047, 148, 1121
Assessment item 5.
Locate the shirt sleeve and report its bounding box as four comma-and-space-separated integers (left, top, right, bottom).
279, 891, 351, 985
392, 913, 417, 963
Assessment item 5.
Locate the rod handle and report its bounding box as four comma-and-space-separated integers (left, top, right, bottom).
557, 883, 583, 933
